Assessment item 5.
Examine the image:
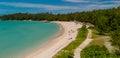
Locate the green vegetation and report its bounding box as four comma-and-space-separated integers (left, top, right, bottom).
81, 45, 117, 58
111, 29, 120, 55
80, 28, 120, 58
53, 25, 88, 58
81, 30, 117, 58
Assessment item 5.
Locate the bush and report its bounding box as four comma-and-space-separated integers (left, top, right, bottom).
81, 45, 117, 58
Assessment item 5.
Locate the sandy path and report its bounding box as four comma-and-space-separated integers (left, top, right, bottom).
104, 39, 114, 53
23, 21, 82, 58
74, 29, 93, 58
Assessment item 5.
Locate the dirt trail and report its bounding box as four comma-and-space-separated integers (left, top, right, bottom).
74, 29, 93, 58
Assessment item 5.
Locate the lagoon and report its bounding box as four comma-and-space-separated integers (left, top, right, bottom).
0, 21, 59, 58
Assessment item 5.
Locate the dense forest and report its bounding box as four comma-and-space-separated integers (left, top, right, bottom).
0, 7, 120, 54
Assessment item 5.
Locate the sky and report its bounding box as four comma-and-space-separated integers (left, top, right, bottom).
0, 0, 120, 15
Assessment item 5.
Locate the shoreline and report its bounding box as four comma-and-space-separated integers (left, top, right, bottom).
23, 21, 82, 58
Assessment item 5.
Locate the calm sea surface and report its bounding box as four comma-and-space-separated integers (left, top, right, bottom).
0, 21, 59, 58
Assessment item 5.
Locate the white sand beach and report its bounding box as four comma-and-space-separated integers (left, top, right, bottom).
23, 21, 82, 58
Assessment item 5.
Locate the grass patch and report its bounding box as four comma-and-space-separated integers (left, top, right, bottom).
53, 25, 88, 58
89, 30, 110, 47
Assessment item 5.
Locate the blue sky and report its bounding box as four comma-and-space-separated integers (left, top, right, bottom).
0, 0, 120, 15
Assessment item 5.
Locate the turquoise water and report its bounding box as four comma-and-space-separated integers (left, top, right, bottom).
0, 21, 59, 58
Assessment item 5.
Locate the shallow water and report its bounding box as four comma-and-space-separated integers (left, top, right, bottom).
0, 21, 59, 58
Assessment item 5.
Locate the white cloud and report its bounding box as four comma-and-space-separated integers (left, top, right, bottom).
63, 0, 89, 2
0, 2, 79, 10
84, 3, 120, 10
63, 0, 120, 4
0, 1, 120, 14
109, 1, 120, 4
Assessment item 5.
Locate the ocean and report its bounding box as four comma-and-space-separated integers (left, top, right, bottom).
0, 21, 59, 58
